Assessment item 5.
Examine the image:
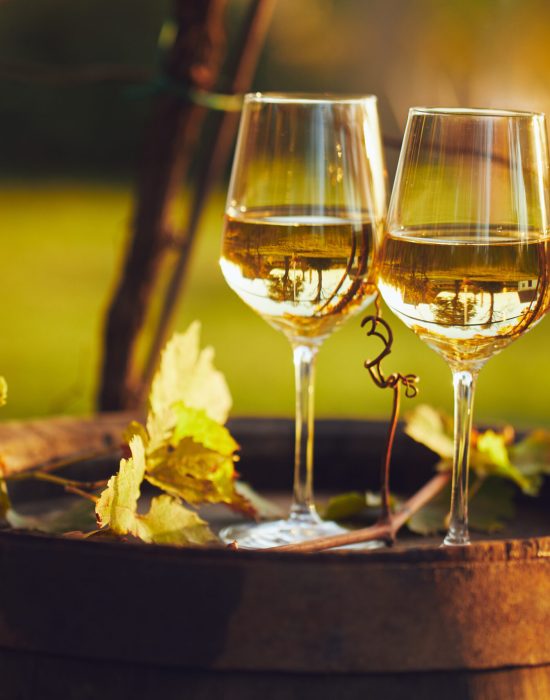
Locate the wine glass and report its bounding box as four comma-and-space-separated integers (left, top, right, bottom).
219, 93, 386, 548
378, 107, 550, 546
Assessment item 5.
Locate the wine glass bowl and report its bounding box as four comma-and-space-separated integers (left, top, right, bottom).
378, 107, 550, 545
219, 93, 386, 548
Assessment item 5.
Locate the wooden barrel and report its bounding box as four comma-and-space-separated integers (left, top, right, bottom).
0, 416, 548, 699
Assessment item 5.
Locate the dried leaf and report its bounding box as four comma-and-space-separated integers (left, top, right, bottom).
234, 482, 284, 520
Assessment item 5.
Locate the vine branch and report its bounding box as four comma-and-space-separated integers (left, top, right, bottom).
267, 472, 450, 553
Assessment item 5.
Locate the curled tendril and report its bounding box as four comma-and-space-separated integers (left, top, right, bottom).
361, 315, 419, 397
361, 312, 420, 532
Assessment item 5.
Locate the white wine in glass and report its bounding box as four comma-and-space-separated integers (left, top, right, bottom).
378, 108, 550, 546
219, 93, 386, 548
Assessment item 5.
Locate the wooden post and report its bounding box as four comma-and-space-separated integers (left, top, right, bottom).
98, 0, 228, 411
98, 0, 275, 411
140, 0, 277, 394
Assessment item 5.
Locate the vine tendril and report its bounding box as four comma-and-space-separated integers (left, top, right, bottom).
361, 308, 419, 535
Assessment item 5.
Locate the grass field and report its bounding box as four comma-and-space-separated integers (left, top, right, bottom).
2, 179, 550, 429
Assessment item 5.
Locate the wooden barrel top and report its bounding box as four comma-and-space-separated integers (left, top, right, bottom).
0, 416, 548, 678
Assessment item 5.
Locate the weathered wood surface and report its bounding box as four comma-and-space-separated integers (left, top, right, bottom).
0, 411, 136, 474
0, 529, 547, 676
0, 647, 547, 700
0, 415, 547, 699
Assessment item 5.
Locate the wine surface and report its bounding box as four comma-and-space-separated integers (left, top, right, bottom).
220, 210, 377, 341
378, 229, 550, 366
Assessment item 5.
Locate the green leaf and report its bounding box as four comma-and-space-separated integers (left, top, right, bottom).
407, 477, 517, 535
405, 405, 544, 496
475, 431, 540, 495
469, 478, 516, 532
509, 430, 550, 477
172, 404, 238, 455
404, 404, 454, 460
407, 483, 451, 535
323, 492, 366, 521
96, 435, 145, 534
136, 495, 216, 546
7, 499, 96, 534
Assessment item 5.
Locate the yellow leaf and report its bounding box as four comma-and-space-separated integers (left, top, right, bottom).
146, 439, 236, 503
96, 435, 145, 534
145, 438, 255, 517
404, 404, 454, 460
136, 495, 216, 546
0, 477, 10, 521
147, 322, 231, 447
0, 377, 7, 407
172, 404, 238, 455
476, 430, 538, 494
122, 420, 149, 448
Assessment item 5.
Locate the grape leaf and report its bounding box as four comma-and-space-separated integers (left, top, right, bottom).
405, 404, 544, 495
96, 324, 253, 545
323, 492, 367, 521
404, 404, 454, 460
133, 330, 253, 516
476, 430, 541, 495
171, 404, 238, 456
7, 499, 96, 534
407, 477, 516, 535
468, 478, 516, 532
135, 495, 215, 546
96, 435, 216, 545
234, 482, 284, 520
147, 322, 231, 448
145, 438, 255, 516
96, 434, 145, 534
0, 477, 10, 523
407, 483, 451, 535
509, 430, 550, 477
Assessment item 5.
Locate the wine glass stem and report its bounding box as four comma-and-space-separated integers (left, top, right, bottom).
290, 343, 320, 524
445, 369, 478, 546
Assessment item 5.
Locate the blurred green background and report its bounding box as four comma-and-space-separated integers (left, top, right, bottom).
2, 0, 550, 427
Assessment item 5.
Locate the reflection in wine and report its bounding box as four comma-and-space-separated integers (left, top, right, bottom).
379, 228, 550, 369
221, 209, 377, 343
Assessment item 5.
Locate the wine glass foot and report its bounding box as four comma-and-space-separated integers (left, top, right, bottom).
219, 518, 385, 551
443, 528, 471, 546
